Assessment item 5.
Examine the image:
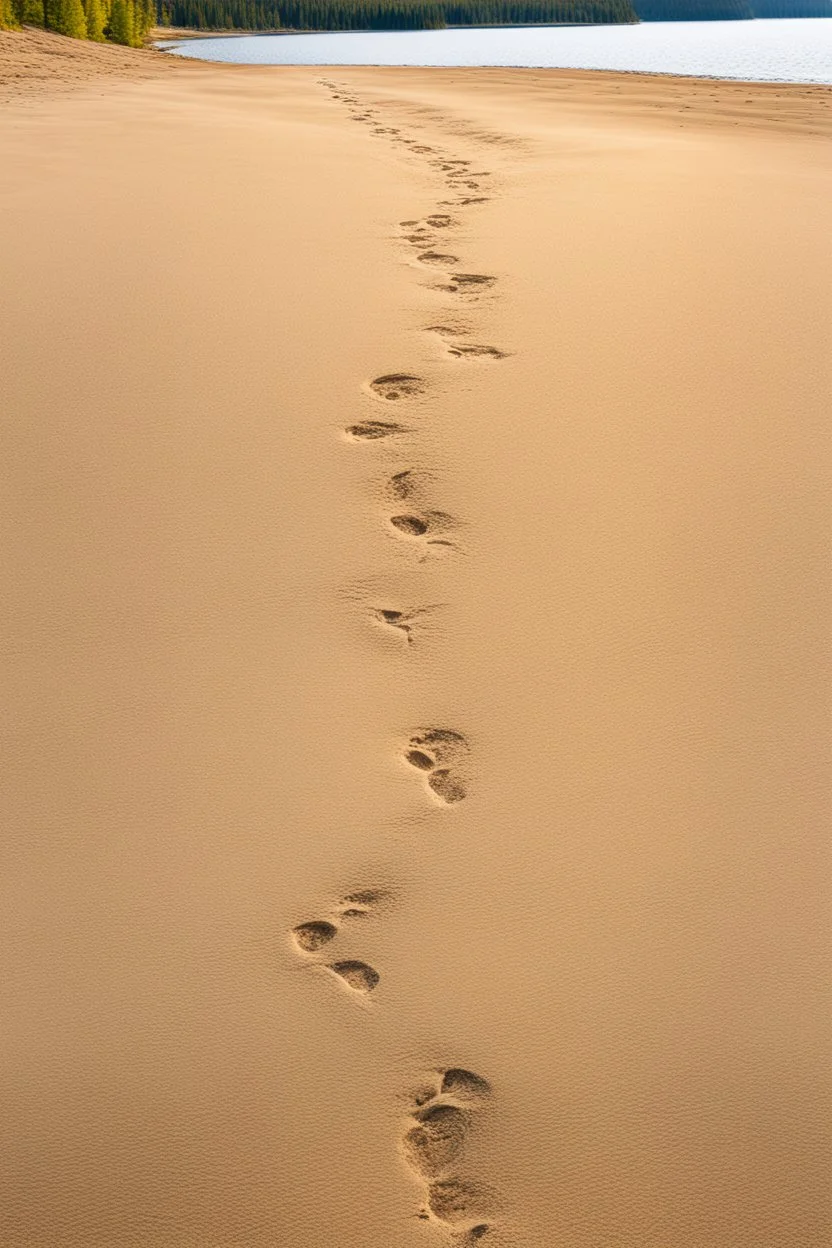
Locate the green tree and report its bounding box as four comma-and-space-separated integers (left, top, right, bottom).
108, 0, 134, 38
52, 0, 88, 32
134, 0, 155, 34
85, 0, 105, 35
0, 0, 21, 27
13, 0, 45, 23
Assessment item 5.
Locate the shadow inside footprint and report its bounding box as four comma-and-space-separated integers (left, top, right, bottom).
406, 748, 435, 771
329, 961, 380, 993
450, 273, 497, 290
442, 1069, 491, 1100
293, 921, 337, 952
391, 514, 429, 537
447, 344, 508, 360
369, 374, 425, 401
346, 420, 406, 440
418, 252, 460, 268
403, 1104, 467, 1178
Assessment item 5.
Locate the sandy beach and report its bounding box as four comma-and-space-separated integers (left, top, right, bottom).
1, 28, 830, 1247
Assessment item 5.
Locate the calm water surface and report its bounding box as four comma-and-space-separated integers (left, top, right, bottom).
161, 18, 832, 82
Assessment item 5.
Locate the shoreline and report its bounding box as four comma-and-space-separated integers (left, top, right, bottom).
2, 27, 830, 1248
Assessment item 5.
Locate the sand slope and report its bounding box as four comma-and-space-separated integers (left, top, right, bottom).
1, 31, 830, 1248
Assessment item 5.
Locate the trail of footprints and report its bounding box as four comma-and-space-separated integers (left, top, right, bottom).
292, 890, 386, 994
289, 79, 514, 1242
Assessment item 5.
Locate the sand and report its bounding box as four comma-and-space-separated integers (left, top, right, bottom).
1, 27, 830, 1248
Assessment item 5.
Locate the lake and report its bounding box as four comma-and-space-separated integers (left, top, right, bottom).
160, 17, 832, 83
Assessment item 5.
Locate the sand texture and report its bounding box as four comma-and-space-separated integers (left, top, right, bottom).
1, 29, 831, 1248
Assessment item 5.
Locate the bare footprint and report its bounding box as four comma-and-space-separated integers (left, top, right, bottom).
337, 888, 390, 917
447, 344, 508, 360
346, 420, 407, 440
389, 468, 417, 500
427, 770, 467, 804
328, 960, 380, 993
427, 1179, 493, 1228
292, 921, 337, 952
389, 510, 456, 551
390, 513, 429, 537
403, 1104, 468, 1178
447, 273, 497, 295
418, 251, 460, 268
404, 729, 469, 803
368, 374, 426, 401
442, 1069, 491, 1101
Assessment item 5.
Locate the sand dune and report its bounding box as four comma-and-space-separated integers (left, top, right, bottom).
1, 29, 830, 1247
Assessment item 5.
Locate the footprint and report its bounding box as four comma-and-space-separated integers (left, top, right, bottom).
368, 374, 426, 401
426, 214, 455, 228
373, 607, 414, 644
418, 252, 460, 268
409, 728, 469, 765
404, 729, 469, 803
427, 1179, 492, 1228
292, 921, 337, 952
337, 888, 389, 917
389, 468, 416, 500
390, 513, 429, 537
403, 1104, 468, 1178
448, 273, 497, 293
427, 770, 467, 804
458, 198, 491, 206
441, 1069, 491, 1101
389, 510, 456, 549
346, 420, 407, 440
373, 601, 441, 646
461, 1227, 492, 1243
447, 344, 508, 360
328, 960, 380, 993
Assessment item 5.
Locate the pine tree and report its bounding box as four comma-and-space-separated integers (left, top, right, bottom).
13, 0, 45, 23
1, 0, 20, 26
85, 0, 105, 35
108, 0, 134, 39
52, 0, 88, 32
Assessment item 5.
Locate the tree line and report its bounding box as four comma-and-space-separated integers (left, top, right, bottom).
636, 0, 828, 16
156, 0, 638, 27
1, 0, 154, 41
2, 0, 828, 45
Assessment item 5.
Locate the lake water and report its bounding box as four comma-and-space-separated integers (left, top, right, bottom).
160, 18, 832, 83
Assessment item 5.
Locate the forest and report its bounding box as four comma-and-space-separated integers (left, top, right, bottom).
1, 0, 155, 42
156, 0, 829, 27
2, 0, 829, 51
